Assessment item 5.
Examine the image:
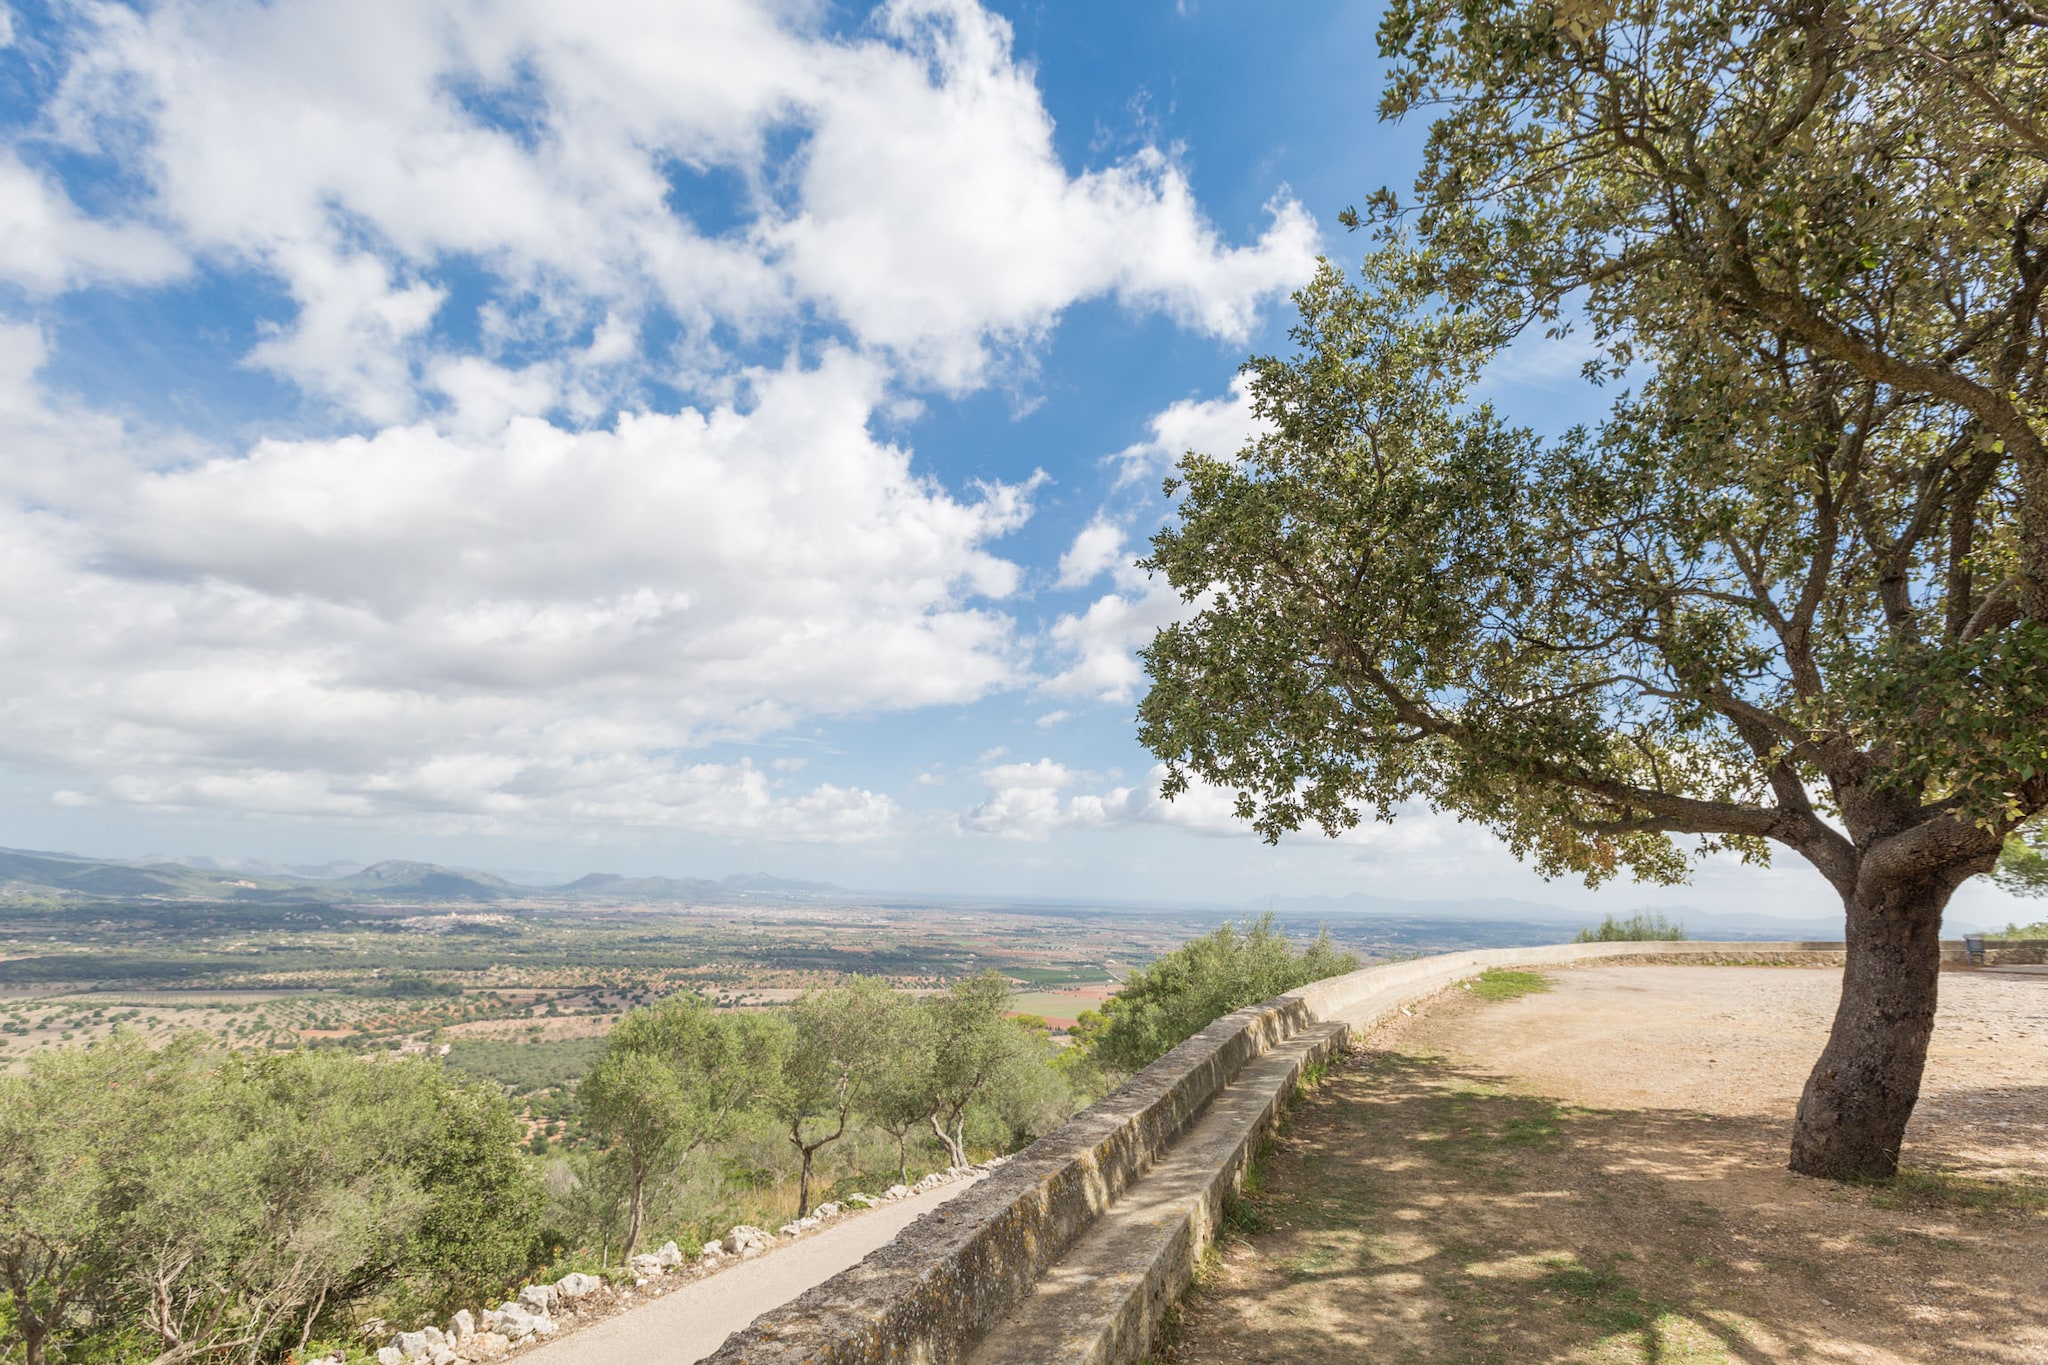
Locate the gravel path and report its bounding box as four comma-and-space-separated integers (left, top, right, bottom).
518, 1178, 981, 1365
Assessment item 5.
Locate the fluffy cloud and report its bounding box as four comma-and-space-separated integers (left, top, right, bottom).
0, 151, 185, 294
0, 350, 1015, 840
1056, 516, 1128, 589
1040, 375, 1272, 702
772, 2, 1317, 388
1043, 577, 1191, 702
0, 0, 1319, 842
39, 0, 1313, 415
960, 757, 1231, 841
1112, 371, 1266, 488
960, 757, 1479, 860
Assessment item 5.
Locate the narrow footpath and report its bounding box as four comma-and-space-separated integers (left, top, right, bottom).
518, 1179, 981, 1365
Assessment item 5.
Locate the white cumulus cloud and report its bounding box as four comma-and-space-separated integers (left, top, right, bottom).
0, 0, 1318, 842
0, 351, 1023, 841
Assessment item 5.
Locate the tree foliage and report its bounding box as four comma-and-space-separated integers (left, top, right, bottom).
1995, 819, 2048, 896
855, 994, 939, 1186
921, 971, 1037, 1170
768, 978, 905, 1216
1071, 915, 1356, 1074
1139, 0, 2047, 1180
581, 993, 777, 1256
0, 1032, 542, 1365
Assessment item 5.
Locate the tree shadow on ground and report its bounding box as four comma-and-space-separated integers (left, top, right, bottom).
1157, 1049, 2048, 1365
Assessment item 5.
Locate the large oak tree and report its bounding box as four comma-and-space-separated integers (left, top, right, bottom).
1139, 0, 2047, 1179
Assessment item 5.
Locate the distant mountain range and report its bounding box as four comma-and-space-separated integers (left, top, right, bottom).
0, 846, 850, 906
0, 844, 1867, 933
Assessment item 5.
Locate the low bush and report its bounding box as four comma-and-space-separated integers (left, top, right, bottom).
1571, 912, 1686, 943
1070, 914, 1356, 1073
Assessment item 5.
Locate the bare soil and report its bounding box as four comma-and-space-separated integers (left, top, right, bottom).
1160, 965, 2048, 1365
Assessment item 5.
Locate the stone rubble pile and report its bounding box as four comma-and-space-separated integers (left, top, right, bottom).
362, 1156, 1012, 1362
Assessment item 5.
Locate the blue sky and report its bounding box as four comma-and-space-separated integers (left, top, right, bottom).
0, 0, 2021, 925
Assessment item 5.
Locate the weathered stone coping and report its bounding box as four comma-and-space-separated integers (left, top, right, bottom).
704, 939, 1872, 1363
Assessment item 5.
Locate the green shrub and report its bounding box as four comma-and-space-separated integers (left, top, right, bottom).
0, 1032, 544, 1365
1571, 912, 1685, 943
1072, 915, 1356, 1073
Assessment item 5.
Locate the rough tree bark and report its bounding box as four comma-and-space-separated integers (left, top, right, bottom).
1789, 840, 2003, 1178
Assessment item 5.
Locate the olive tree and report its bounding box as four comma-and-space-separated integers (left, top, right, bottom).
768, 977, 904, 1217
582, 994, 776, 1255
1141, 0, 2047, 1180
920, 972, 1031, 1170
858, 1000, 938, 1185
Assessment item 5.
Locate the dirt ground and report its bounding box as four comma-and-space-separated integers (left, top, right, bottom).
1160, 965, 2048, 1365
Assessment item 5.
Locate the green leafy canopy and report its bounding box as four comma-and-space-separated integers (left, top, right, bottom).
1140, 0, 2048, 900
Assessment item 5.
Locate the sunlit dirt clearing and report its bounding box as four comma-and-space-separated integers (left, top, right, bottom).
1161, 966, 2048, 1365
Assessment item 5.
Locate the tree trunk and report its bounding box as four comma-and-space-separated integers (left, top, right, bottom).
896, 1130, 909, 1185
928, 1110, 957, 1169
1788, 864, 1961, 1179
622, 1167, 645, 1259
797, 1148, 814, 1219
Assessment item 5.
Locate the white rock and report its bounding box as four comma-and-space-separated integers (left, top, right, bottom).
700, 1239, 724, 1257
554, 1271, 603, 1301
493, 1305, 548, 1342
423, 1328, 447, 1348
516, 1284, 555, 1315
740, 1245, 763, 1260
450, 1310, 475, 1342
654, 1240, 683, 1267
848, 1193, 879, 1207
628, 1253, 664, 1279
427, 1344, 458, 1365
813, 1201, 841, 1218
377, 1349, 405, 1365
777, 1222, 801, 1237
462, 1332, 512, 1362
885, 1184, 911, 1200
393, 1332, 430, 1361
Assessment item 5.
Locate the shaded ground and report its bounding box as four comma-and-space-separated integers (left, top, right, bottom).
1159, 966, 2048, 1364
